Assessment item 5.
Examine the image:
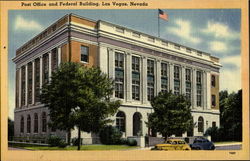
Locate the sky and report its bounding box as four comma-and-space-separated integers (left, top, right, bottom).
8, 9, 241, 119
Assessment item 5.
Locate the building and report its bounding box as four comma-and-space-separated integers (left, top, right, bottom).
12, 13, 221, 144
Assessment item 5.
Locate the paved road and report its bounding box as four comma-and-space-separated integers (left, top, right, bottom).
215, 144, 241, 150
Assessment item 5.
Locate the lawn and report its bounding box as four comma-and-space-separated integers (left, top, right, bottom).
9, 143, 138, 151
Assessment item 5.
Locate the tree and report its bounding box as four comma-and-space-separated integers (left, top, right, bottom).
147, 91, 193, 140
8, 118, 14, 141
41, 62, 120, 150
220, 89, 242, 141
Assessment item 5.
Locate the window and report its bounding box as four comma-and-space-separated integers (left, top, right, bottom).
147, 60, 155, 101
174, 66, 180, 95
212, 95, 216, 106
211, 75, 216, 87
132, 56, 140, 100
115, 52, 124, 98
212, 122, 216, 128
27, 115, 31, 133
20, 116, 24, 133
51, 48, 58, 72
35, 58, 40, 102
161, 63, 168, 92
186, 69, 192, 101
81, 46, 89, 63
116, 27, 124, 33
28, 62, 32, 105
21, 66, 26, 106
196, 71, 203, 106
116, 111, 125, 132
198, 116, 204, 133
42, 112, 47, 132
42, 54, 49, 85
34, 113, 38, 133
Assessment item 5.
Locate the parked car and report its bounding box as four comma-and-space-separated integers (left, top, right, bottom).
152, 139, 191, 150
189, 137, 215, 150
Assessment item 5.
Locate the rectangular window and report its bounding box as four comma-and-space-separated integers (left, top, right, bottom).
185, 69, 192, 101
21, 66, 26, 106
43, 54, 49, 85
81, 46, 89, 63
174, 66, 180, 95
51, 48, 58, 72
196, 71, 203, 106
212, 95, 216, 106
212, 122, 216, 128
28, 62, 33, 105
147, 60, 155, 101
115, 52, 124, 98
161, 63, 168, 92
16, 69, 19, 108
211, 75, 216, 87
35, 58, 40, 102
132, 56, 140, 100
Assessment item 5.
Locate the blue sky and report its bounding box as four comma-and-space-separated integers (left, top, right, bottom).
8, 9, 241, 119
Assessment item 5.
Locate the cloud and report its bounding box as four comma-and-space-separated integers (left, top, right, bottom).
210, 41, 227, 52
201, 21, 240, 40
220, 55, 241, 93
14, 15, 43, 31
167, 19, 201, 44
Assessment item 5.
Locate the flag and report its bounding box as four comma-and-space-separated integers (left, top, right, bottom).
158, 9, 168, 21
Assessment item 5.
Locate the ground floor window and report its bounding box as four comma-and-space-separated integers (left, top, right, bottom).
198, 116, 204, 132
133, 112, 142, 136
116, 111, 125, 132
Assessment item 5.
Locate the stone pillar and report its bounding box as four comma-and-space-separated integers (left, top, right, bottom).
48, 52, 52, 81
125, 111, 133, 137
203, 71, 207, 110
25, 64, 28, 106
169, 63, 174, 92
58, 46, 61, 66
206, 72, 211, 110
142, 56, 147, 104
192, 68, 197, 108
181, 66, 186, 95
32, 61, 35, 105
126, 52, 132, 102
156, 60, 161, 95
39, 56, 43, 90
108, 48, 115, 98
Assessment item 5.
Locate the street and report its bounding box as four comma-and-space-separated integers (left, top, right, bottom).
215, 144, 242, 150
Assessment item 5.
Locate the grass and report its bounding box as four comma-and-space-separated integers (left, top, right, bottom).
9, 143, 138, 151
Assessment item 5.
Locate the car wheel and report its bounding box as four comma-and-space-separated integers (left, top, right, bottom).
196, 147, 201, 150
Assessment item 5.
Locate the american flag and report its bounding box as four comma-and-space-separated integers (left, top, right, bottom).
158, 9, 168, 21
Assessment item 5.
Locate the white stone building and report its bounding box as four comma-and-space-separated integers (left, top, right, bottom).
13, 14, 221, 144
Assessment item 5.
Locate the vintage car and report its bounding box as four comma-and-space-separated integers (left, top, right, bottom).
152, 139, 191, 150
189, 137, 215, 150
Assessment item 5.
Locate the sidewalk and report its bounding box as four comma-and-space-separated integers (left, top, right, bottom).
214, 142, 242, 147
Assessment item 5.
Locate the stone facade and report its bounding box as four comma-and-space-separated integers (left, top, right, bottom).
13, 13, 221, 144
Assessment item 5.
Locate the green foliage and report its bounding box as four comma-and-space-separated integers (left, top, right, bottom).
47, 136, 67, 147
41, 62, 120, 150
71, 137, 82, 146
99, 125, 123, 145
8, 118, 14, 141
219, 89, 242, 141
127, 139, 137, 146
147, 91, 193, 139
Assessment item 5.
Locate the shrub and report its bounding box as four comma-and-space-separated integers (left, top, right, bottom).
205, 126, 223, 142
119, 138, 128, 145
99, 125, 122, 145
47, 136, 66, 147
127, 139, 137, 146
58, 140, 67, 148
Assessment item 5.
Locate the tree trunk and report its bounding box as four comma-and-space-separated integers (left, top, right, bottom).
77, 125, 81, 150
67, 128, 71, 145
164, 134, 168, 141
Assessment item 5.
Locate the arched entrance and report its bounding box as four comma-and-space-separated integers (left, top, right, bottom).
116, 111, 126, 132
133, 112, 142, 136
